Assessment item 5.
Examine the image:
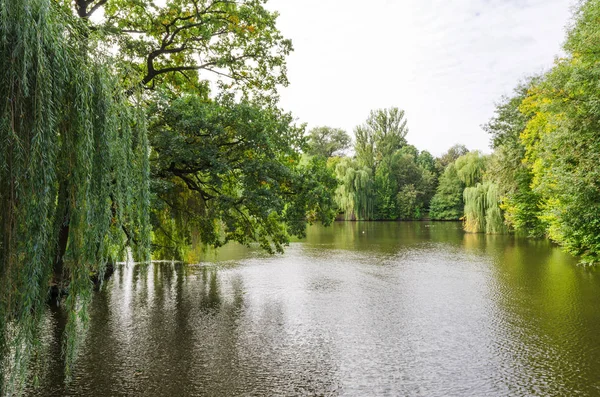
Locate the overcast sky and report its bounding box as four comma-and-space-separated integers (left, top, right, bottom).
267, 0, 575, 156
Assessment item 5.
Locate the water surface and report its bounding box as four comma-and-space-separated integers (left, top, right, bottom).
34, 222, 600, 396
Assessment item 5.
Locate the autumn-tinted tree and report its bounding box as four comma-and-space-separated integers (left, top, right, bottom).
518, 0, 600, 263
484, 78, 545, 237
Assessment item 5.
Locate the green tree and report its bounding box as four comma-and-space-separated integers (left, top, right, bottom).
41, 0, 294, 279
463, 182, 506, 234
484, 78, 545, 237
518, 0, 600, 263
0, 0, 150, 391
370, 145, 437, 220
391, 147, 433, 219
429, 164, 465, 220
353, 108, 412, 220
417, 150, 437, 174
429, 151, 487, 222
305, 126, 351, 158
454, 151, 487, 187
397, 185, 420, 220
355, 107, 408, 171
451, 151, 506, 233
149, 95, 337, 257
373, 162, 399, 219
334, 158, 375, 220
65, 0, 316, 259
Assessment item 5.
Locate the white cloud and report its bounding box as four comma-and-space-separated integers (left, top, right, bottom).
267, 0, 574, 155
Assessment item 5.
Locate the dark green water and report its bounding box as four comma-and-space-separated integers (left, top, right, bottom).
32, 222, 600, 396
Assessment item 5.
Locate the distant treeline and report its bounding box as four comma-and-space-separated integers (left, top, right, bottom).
307, 0, 600, 265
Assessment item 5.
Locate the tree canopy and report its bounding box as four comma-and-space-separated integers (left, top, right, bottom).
76, 0, 292, 97
355, 107, 408, 172
150, 95, 337, 258
305, 126, 351, 158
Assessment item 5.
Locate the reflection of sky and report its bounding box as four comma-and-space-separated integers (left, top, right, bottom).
268, 0, 573, 155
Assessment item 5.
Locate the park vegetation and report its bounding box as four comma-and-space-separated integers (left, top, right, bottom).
2, 0, 600, 393
306, 0, 600, 268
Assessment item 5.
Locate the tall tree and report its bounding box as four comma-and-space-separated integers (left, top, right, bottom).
355, 107, 408, 171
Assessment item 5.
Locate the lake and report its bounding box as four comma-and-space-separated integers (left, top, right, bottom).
33, 221, 600, 396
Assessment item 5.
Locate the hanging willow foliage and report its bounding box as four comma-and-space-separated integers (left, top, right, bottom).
454, 151, 487, 188
334, 159, 375, 220
464, 184, 488, 233
0, 0, 150, 392
463, 182, 506, 234
484, 183, 506, 234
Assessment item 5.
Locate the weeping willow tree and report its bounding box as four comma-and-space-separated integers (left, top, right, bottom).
463, 182, 506, 234
0, 0, 150, 392
334, 159, 375, 220
454, 151, 487, 187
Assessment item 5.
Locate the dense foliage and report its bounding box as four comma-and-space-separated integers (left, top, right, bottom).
429, 164, 465, 220
463, 182, 505, 234
484, 79, 545, 237
150, 95, 337, 259
333, 158, 375, 220
0, 0, 150, 391
429, 150, 496, 228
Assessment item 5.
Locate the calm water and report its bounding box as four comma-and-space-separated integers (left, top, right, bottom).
32, 222, 600, 396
